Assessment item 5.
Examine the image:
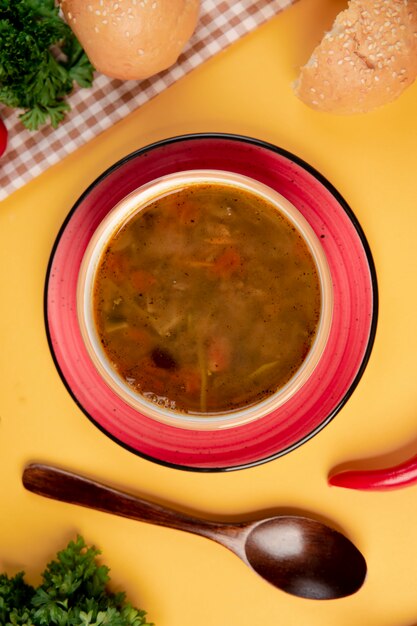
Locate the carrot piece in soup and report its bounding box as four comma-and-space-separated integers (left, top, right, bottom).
180, 367, 201, 395
130, 269, 156, 293
126, 327, 153, 351
207, 336, 232, 373
211, 247, 242, 278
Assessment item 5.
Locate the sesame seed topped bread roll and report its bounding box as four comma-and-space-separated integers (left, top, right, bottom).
60, 0, 200, 80
294, 0, 417, 114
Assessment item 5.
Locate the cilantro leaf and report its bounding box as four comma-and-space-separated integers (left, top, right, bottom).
63, 36, 95, 88
0, 0, 95, 130
0, 536, 153, 626
0, 572, 35, 624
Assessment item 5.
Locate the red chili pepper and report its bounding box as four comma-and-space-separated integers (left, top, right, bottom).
328, 453, 417, 491
0, 116, 8, 157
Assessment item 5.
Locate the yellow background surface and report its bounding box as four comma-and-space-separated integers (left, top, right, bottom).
1, 0, 417, 624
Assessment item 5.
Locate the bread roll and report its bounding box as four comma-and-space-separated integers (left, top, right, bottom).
294, 0, 417, 114
60, 0, 200, 80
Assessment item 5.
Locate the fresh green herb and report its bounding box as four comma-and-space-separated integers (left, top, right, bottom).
0, 0, 95, 130
0, 535, 153, 626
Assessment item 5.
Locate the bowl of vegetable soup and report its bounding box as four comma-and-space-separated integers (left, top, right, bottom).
76, 169, 333, 430
46, 133, 377, 470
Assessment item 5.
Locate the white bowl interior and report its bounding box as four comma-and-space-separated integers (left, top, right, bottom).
77, 170, 333, 430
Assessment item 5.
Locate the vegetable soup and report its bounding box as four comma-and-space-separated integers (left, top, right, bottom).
93, 182, 321, 415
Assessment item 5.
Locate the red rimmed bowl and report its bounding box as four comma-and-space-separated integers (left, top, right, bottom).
45, 133, 378, 471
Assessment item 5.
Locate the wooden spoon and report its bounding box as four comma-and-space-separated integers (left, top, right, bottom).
22, 463, 366, 600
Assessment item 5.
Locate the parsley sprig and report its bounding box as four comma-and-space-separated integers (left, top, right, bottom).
0, 535, 153, 626
0, 0, 95, 130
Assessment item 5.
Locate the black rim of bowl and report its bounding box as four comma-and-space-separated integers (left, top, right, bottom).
44, 132, 379, 473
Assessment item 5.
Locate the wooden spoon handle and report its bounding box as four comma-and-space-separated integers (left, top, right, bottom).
22, 463, 225, 540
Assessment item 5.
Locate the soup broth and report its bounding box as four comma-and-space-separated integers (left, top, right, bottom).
93, 183, 321, 415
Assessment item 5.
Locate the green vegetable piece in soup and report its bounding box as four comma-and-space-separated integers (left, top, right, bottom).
93, 183, 321, 415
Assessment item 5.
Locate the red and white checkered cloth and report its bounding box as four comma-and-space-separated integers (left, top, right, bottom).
0, 0, 294, 201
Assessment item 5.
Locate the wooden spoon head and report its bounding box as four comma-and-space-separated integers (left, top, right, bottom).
244, 516, 367, 600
